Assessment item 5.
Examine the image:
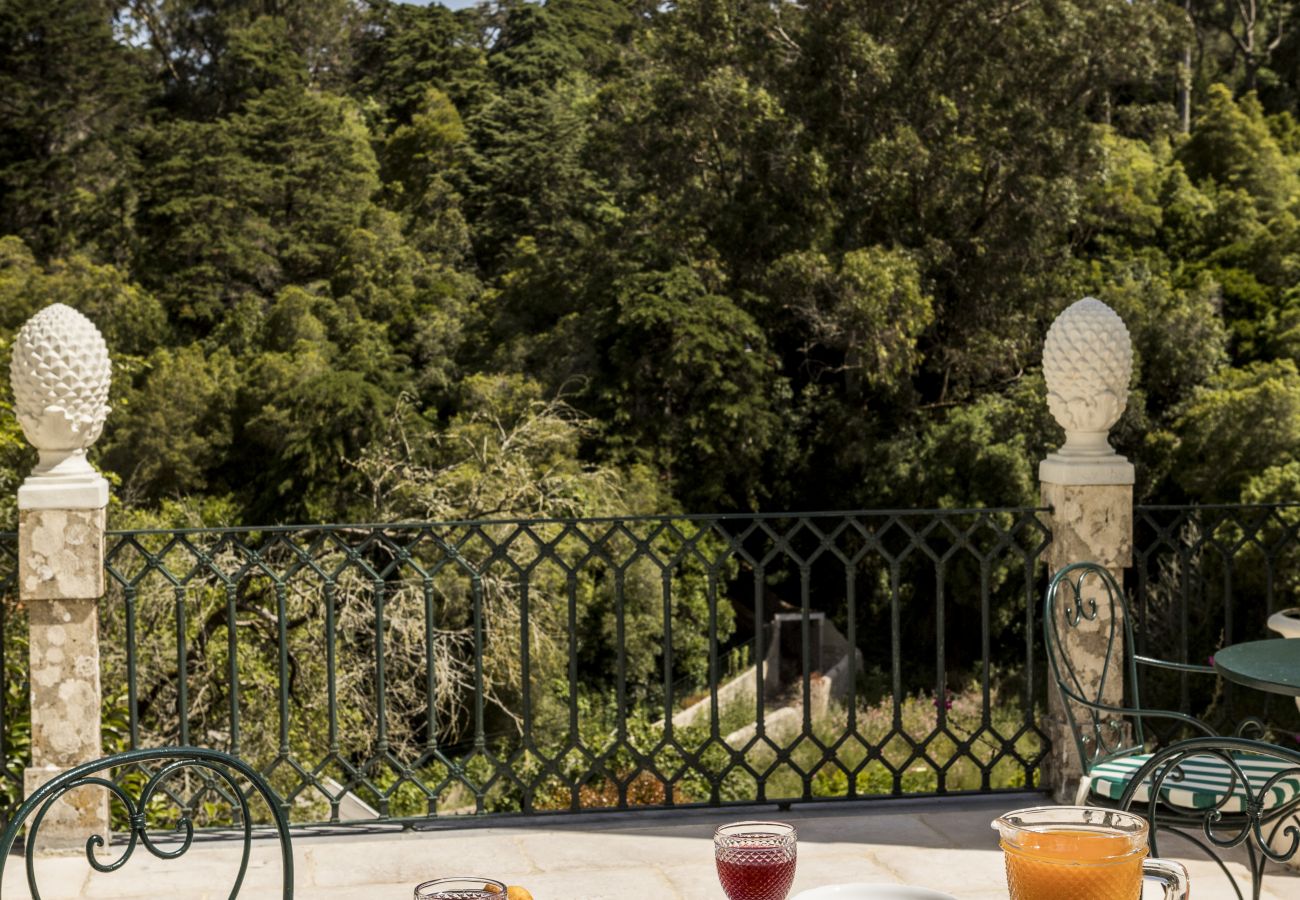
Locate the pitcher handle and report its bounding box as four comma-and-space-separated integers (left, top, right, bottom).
1143, 857, 1189, 900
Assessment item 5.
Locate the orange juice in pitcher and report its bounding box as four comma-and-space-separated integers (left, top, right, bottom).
992, 807, 1188, 900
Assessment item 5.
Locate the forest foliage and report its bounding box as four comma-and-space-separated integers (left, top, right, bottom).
2, 1, 1300, 526
7, 0, 1300, 813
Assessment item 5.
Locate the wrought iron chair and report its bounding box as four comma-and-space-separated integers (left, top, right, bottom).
1046, 561, 1300, 900
0, 747, 293, 899
1046, 561, 1225, 802
1117, 737, 1300, 900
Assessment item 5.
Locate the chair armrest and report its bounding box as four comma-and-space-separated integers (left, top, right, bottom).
1127, 707, 1220, 737
1054, 685, 1220, 739
1134, 654, 1216, 676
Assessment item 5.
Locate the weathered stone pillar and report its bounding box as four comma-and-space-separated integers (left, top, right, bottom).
10, 304, 112, 844
1039, 297, 1134, 802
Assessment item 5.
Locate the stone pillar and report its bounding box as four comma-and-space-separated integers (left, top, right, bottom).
1039, 297, 1135, 802
10, 303, 112, 844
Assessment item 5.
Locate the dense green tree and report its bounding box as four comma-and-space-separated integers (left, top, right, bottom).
100, 344, 238, 502
136, 85, 380, 329
0, 0, 146, 259
882, 377, 1052, 511
0, 396, 22, 530
125, 0, 357, 114
134, 116, 275, 326
768, 247, 933, 394
782, 0, 1180, 396
1171, 359, 1300, 501
1180, 84, 1300, 216
0, 236, 166, 355
1190, 0, 1293, 93
234, 322, 396, 520
604, 266, 787, 508
6, 0, 1300, 815
465, 76, 611, 273
380, 88, 472, 257
352, 0, 489, 125
0, 0, 1298, 524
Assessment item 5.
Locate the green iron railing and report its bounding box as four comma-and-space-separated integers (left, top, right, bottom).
4, 510, 1055, 827
4, 505, 1295, 829
1132, 503, 1300, 742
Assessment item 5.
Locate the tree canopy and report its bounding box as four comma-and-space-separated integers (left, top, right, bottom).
1, 0, 1299, 527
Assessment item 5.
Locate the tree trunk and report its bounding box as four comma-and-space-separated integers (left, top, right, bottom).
1177, 1, 1192, 133
1177, 52, 1191, 131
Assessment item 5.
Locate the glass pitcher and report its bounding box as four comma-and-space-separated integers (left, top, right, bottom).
992, 806, 1189, 900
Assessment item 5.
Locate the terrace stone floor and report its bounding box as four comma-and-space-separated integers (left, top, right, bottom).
3, 793, 1297, 899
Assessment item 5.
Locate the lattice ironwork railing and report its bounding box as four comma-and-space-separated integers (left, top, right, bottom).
98, 510, 1052, 824
8, 505, 1300, 827
2, 510, 1054, 827
1132, 503, 1300, 742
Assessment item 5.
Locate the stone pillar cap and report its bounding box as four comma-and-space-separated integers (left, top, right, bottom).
18, 470, 110, 509
1039, 455, 1135, 486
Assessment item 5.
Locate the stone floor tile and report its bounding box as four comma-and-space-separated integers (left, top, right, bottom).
510, 829, 699, 872
794, 813, 951, 850
0, 853, 89, 900
867, 846, 1007, 896
519, 866, 678, 900
3, 795, 1298, 899
305, 830, 536, 886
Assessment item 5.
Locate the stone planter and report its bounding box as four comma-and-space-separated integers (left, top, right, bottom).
1267, 607, 1300, 639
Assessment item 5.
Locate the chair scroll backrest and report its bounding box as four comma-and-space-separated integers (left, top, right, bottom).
0, 747, 293, 899
1044, 561, 1145, 772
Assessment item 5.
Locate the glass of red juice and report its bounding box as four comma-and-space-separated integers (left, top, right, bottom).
714, 821, 797, 900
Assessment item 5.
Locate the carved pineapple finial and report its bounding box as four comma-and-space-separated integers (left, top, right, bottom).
8, 303, 112, 508
1040, 297, 1135, 485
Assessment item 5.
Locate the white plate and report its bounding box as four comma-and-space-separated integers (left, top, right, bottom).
791, 885, 958, 900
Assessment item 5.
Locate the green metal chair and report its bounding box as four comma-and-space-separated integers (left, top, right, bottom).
1117, 737, 1300, 900
1045, 561, 1300, 900
0, 747, 293, 899
1045, 561, 1222, 805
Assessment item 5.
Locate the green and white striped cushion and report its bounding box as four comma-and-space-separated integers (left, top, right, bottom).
1090, 752, 1300, 813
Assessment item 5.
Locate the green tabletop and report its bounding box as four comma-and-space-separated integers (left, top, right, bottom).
1213, 639, 1300, 697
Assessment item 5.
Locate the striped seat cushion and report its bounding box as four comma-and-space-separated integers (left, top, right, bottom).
1090, 752, 1300, 813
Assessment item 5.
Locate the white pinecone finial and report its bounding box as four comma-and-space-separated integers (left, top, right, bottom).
1040, 297, 1135, 485
9, 303, 112, 509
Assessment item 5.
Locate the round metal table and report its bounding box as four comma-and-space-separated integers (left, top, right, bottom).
1213, 638, 1300, 697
